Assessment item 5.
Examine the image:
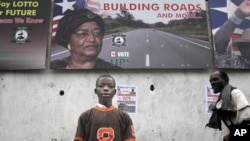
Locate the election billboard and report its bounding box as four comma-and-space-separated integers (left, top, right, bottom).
50, 0, 211, 69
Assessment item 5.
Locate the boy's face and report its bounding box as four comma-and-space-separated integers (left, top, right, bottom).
95, 76, 116, 101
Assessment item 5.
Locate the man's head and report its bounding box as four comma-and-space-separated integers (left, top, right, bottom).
209, 71, 229, 93
95, 74, 116, 104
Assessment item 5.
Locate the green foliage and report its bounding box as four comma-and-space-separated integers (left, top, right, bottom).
105, 26, 135, 34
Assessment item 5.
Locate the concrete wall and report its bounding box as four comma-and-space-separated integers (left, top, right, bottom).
1, 1, 250, 141
1, 70, 250, 141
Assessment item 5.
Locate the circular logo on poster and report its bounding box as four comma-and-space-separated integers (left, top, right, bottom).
114, 36, 125, 45
112, 34, 127, 47
14, 30, 28, 42
12, 27, 30, 44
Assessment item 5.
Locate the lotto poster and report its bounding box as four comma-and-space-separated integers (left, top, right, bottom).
0, 0, 51, 70
50, 0, 211, 69
209, 0, 250, 69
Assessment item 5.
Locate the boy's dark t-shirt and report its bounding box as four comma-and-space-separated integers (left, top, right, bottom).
74, 105, 136, 141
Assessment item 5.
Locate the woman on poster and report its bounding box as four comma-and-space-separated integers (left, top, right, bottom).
51, 8, 121, 69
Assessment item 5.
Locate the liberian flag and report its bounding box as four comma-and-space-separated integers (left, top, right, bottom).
209, 0, 250, 55
52, 0, 100, 41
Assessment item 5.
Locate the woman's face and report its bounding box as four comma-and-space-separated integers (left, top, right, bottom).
69, 21, 103, 58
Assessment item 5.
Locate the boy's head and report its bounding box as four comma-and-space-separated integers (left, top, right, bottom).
95, 74, 116, 87
95, 74, 116, 102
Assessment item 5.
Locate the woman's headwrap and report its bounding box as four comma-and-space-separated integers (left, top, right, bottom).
56, 8, 105, 48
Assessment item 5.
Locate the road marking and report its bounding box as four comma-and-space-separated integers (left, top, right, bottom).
145, 31, 150, 66
146, 54, 150, 66
51, 50, 69, 57
180, 64, 191, 67
146, 31, 149, 43
161, 31, 210, 49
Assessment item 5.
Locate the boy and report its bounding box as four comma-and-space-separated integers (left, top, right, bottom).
74, 74, 136, 141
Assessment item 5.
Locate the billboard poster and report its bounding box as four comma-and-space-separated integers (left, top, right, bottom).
209, 0, 250, 69
116, 85, 137, 114
50, 0, 211, 69
0, 0, 51, 70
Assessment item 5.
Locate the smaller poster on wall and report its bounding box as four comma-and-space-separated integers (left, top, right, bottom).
208, 0, 250, 69
115, 85, 137, 114
0, 0, 51, 70
205, 85, 219, 114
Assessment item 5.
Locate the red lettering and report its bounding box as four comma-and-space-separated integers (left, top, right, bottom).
164, 3, 202, 11
171, 4, 179, 11
102, 3, 159, 11
164, 4, 170, 10
103, 3, 109, 10
180, 4, 187, 11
